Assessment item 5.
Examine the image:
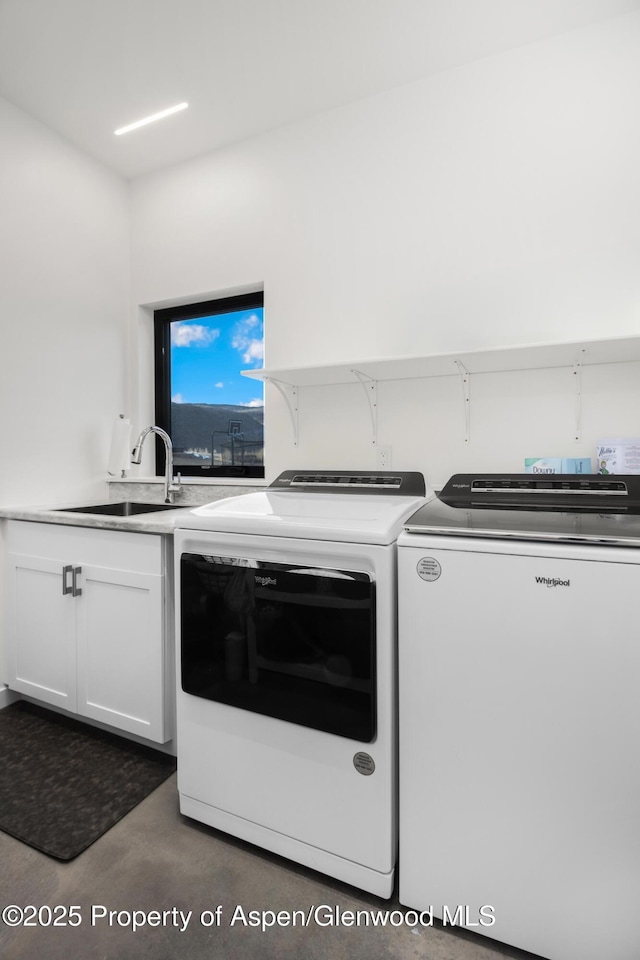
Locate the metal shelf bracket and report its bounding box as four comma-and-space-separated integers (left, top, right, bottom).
351, 369, 378, 444
266, 378, 299, 446
454, 360, 471, 443
573, 351, 585, 442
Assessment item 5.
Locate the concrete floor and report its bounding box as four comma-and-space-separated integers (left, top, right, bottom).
0, 772, 545, 960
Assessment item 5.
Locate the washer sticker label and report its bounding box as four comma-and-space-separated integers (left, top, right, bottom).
353, 752, 375, 776
417, 557, 441, 582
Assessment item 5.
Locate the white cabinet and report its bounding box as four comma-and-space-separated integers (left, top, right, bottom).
5, 520, 172, 744
8, 551, 77, 711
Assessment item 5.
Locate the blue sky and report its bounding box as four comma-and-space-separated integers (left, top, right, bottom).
170, 308, 264, 407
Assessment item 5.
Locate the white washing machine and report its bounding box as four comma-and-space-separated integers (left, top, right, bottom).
398, 473, 640, 960
174, 470, 428, 897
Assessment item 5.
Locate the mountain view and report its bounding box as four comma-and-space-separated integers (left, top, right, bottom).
171, 402, 264, 467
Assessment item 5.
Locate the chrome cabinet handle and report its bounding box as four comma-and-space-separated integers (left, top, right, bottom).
72, 566, 82, 597
62, 564, 74, 595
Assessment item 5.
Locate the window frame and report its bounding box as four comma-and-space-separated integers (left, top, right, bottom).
153, 291, 265, 479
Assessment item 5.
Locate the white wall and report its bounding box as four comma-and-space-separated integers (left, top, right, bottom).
130, 10, 640, 489
0, 95, 130, 507
0, 96, 129, 685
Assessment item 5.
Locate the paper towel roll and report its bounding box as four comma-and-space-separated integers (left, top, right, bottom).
107, 415, 131, 476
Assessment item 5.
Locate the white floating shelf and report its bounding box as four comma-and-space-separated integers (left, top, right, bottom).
241, 335, 640, 387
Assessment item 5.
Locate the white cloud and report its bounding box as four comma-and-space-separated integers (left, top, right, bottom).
215, 382, 224, 389
242, 339, 264, 364
172, 393, 184, 403
232, 313, 264, 366
171, 322, 220, 347
240, 398, 264, 407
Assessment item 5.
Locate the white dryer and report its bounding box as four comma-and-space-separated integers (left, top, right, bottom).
398, 473, 640, 960
174, 470, 428, 897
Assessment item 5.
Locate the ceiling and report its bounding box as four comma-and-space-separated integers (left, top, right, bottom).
0, 0, 638, 180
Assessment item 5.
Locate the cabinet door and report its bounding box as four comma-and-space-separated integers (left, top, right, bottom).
6, 553, 77, 711
76, 564, 167, 742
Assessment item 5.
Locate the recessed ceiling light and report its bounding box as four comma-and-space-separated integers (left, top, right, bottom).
114, 102, 188, 136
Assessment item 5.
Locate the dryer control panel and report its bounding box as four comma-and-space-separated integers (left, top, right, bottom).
270, 470, 426, 496
438, 473, 635, 512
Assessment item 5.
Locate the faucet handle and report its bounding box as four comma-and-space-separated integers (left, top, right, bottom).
168, 472, 182, 498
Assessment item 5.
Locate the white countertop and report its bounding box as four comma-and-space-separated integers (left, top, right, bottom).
0, 484, 266, 535
0, 501, 192, 534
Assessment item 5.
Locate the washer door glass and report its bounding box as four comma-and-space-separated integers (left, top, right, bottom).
180, 554, 376, 742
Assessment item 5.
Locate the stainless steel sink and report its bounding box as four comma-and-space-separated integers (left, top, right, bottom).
56, 501, 182, 516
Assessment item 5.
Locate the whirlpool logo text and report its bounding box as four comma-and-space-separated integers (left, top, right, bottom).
255, 575, 277, 587
535, 576, 570, 588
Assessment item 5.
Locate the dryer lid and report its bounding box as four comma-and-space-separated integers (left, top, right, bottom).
403, 473, 640, 545
176, 470, 431, 544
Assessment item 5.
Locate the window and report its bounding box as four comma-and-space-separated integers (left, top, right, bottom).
154, 292, 264, 479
